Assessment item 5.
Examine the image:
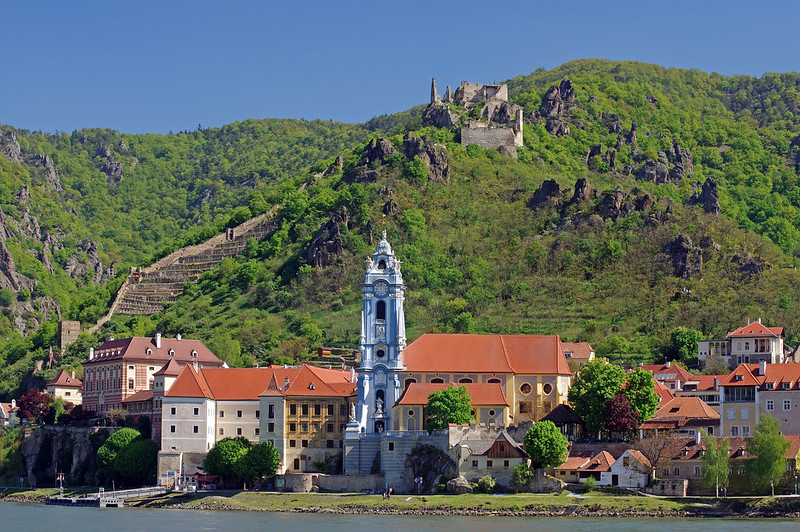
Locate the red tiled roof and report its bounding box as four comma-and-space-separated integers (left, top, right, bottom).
153, 358, 185, 377
684, 374, 724, 391
555, 454, 592, 471
727, 322, 783, 338
653, 379, 675, 405
720, 364, 761, 387
640, 397, 719, 430
582, 451, 615, 472
562, 342, 594, 360
47, 370, 82, 388
627, 449, 652, 469
402, 334, 570, 375
167, 364, 354, 401
640, 363, 693, 382
122, 389, 154, 403
760, 362, 800, 391
84, 336, 224, 367
395, 383, 509, 406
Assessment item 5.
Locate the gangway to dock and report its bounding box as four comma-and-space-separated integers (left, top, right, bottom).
45, 486, 171, 508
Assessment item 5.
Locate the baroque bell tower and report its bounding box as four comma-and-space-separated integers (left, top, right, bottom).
353, 231, 406, 434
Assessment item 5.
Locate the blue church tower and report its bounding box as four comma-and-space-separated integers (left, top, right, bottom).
353, 231, 406, 434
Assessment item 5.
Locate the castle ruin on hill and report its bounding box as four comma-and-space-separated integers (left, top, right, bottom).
425, 78, 523, 155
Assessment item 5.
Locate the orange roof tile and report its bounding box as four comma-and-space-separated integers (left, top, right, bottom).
653, 379, 675, 405
153, 358, 185, 377
395, 383, 509, 406
562, 342, 594, 360
640, 397, 719, 431
721, 364, 761, 387
166, 365, 214, 399
555, 454, 592, 471
402, 334, 570, 375
684, 374, 724, 391
122, 389, 154, 403
727, 322, 783, 338
760, 362, 800, 391
581, 451, 615, 472
640, 363, 693, 383
627, 450, 652, 469
47, 370, 82, 388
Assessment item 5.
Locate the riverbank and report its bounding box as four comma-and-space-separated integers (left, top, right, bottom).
3, 488, 800, 518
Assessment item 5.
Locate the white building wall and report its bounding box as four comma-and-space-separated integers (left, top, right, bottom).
161, 397, 215, 452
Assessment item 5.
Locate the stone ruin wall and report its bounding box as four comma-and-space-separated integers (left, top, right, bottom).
461, 125, 520, 149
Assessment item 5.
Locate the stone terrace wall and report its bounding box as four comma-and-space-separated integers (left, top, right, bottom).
461, 126, 518, 149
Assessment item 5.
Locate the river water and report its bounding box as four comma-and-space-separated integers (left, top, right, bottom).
1, 501, 797, 532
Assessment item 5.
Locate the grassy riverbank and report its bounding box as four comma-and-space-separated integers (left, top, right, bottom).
3, 488, 800, 517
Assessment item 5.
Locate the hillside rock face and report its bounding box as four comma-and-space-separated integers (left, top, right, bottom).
402, 133, 450, 184
636, 141, 694, 185
362, 138, 395, 166
529, 180, 562, 209
687, 178, 721, 215
663, 234, 703, 279
536, 80, 575, 136
20, 427, 103, 487
731, 252, 764, 278
305, 209, 347, 268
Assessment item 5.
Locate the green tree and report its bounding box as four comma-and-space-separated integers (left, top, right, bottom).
746, 414, 790, 496
114, 438, 158, 486
96, 428, 141, 484
701, 431, 730, 498
623, 368, 660, 422
425, 385, 472, 433
512, 462, 534, 487
524, 420, 568, 467
568, 359, 626, 434
235, 441, 280, 485
203, 437, 251, 483
669, 327, 704, 364
602, 393, 639, 437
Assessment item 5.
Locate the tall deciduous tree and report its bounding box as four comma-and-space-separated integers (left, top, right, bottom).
569, 359, 626, 434
622, 368, 660, 422
746, 414, 790, 496
701, 431, 730, 498
425, 385, 472, 433
669, 327, 704, 364
96, 428, 142, 485
603, 393, 639, 436
524, 420, 568, 468
235, 441, 280, 485
203, 437, 251, 483
16, 390, 52, 423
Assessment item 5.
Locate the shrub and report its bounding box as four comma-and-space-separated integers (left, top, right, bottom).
583, 476, 596, 491
477, 475, 496, 494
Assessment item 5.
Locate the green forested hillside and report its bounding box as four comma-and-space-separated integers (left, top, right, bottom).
3, 59, 800, 399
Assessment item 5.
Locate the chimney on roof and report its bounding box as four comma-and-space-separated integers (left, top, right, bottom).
89, 348, 94, 360
759, 359, 767, 375
11, 399, 15, 409
284, 377, 290, 389
176, 333, 182, 341
350, 367, 356, 383
695, 431, 702, 445
666, 360, 671, 368
108, 336, 114, 341
713, 377, 719, 391
747, 318, 750, 325
155, 333, 162, 349
71, 370, 75, 379
193, 361, 199, 372
757, 317, 762, 324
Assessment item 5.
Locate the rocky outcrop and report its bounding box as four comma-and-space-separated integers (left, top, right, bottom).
528, 179, 562, 210
668, 141, 694, 181
446, 476, 473, 494
29, 153, 62, 191
20, 426, 104, 487
536, 80, 574, 137
362, 138, 395, 166
305, 209, 347, 268
402, 133, 450, 184
63, 239, 113, 284
586, 144, 616, 172
569, 178, 596, 205
638, 153, 670, 184
663, 234, 703, 279
731, 252, 764, 279
423, 101, 459, 129
97, 145, 124, 182
403, 444, 457, 495
636, 141, 693, 185
0, 129, 24, 162
687, 178, 721, 215
597, 190, 628, 220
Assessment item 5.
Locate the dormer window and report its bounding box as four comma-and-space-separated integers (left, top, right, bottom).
735, 375, 743, 381
191, 350, 198, 358
782, 382, 791, 389
168, 349, 175, 357
146, 348, 152, 355
766, 382, 774, 390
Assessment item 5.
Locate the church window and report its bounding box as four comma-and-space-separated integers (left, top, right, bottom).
543, 383, 553, 395
378, 260, 387, 269
377, 349, 385, 358
431, 378, 444, 384
405, 378, 416, 389
489, 409, 495, 416
377, 301, 386, 321
487, 378, 501, 384
520, 383, 532, 395
459, 378, 473, 383
408, 409, 414, 416
519, 401, 533, 413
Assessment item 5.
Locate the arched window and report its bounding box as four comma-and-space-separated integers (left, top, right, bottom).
375, 389, 385, 411
431, 377, 444, 384
378, 260, 387, 270
458, 378, 473, 383
487, 378, 501, 384
377, 301, 386, 321
404, 378, 417, 389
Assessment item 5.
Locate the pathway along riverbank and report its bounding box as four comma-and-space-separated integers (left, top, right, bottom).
4, 489, 800, 518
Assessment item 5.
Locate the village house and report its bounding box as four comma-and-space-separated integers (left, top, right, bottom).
0, 400, 18, 426
540, 404, 584, 441
639, 397, 720, 438
698, 318, 785, 369
562, 341, 595, 372
394, 382, 509, 431
82, 334, 225, 415
45, 370, 83, 405
676, 374, 723, 413
640, 361, 693, 392
599, 449, 651, 488
451, 429, 527, 487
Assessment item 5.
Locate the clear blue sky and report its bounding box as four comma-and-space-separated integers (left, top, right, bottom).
1, 1, 798, 135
